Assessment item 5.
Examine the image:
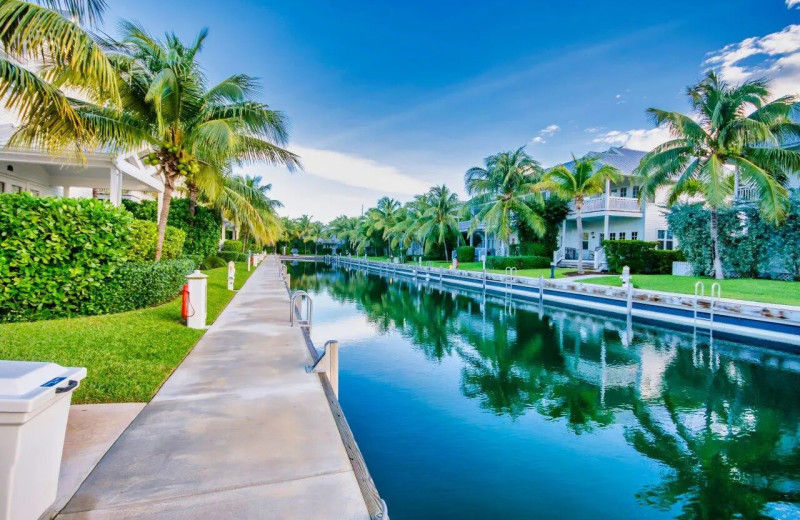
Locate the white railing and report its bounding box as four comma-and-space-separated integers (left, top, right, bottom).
569, 196, 642, 215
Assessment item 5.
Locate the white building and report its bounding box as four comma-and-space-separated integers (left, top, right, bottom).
553, 147, 675, 269
0, 125, 163, 207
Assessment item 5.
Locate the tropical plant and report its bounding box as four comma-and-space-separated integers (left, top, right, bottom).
538, 155, 621, 274
215, 174, 283, 249
636, 72, 800, 279
416, 185, 462, 261
364, 197, 402, 256
0, 0, 118, 153
465, 147, 546, 257
11, 22, 300, 260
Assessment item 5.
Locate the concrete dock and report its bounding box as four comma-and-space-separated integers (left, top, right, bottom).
57, 258, 370, 519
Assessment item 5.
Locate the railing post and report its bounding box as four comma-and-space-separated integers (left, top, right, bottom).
328, 340, 339, 397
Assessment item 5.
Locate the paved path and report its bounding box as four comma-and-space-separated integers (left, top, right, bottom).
57, 259, 369, 519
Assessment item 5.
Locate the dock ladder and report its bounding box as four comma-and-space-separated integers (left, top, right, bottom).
290, 290, 313, 329
693, 281, 721, 331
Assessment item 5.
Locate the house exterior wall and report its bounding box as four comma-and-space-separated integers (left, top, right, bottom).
0, 161, 60, 197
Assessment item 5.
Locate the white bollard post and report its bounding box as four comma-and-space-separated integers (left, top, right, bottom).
227, 261, 235, 291
247, 251, 252, 272
186, 270, 208, 329
621, 265, 631, 289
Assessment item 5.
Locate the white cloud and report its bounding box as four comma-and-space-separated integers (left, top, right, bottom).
529, 136, 546, 144
540, 124, 560, 135
787, 0, 800, 9
289, 145, 429, 195
584, 127, 600, 133
592, 127, 673, 151
704, 24, 800, 98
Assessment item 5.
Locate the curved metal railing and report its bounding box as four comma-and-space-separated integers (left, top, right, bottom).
290, 290, 313, 329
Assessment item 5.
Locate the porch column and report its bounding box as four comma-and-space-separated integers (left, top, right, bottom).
561, 219, 566, 250
469, 233, 474, 246
63, 186, 71, 198
109, 167, 123, 207
603, 178, 610, 239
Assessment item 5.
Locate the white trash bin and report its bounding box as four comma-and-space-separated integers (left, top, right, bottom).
0, 361, 86, 520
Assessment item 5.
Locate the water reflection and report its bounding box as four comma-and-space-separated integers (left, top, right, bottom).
291, 263, 800, 519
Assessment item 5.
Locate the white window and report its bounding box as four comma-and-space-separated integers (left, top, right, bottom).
619, 232, 626, 240
599, 233, 605, 243
582, 232, 589, 250
633, 186, 640, 199
29, 190, 39, 197
631, 231, 639, 240
0, 181, 5, 193
11, 185, 22, 193
657, 229, 674, 250
619, 187, 628, 198
610, 188, 618, 197
609, 232, 617, 241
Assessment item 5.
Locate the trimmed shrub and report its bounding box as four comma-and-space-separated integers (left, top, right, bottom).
456, 246, 475, 262
200, 255, 227, 270
487, 255, 550, 270
127, 220, 185, 261
603, 240, 657, 274
0, 194, 133, 322
603, 240, 685, 274
521, 242, 550, 257
126, 199, 221, 259
218, 251, 247, 263
94, 259, 196, 313
222, 239, 243, 252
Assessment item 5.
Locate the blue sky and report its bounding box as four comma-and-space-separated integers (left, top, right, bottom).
104, 0, 800, 220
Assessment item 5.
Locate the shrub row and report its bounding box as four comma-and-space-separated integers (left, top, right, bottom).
200, 256, 227, 270
127, 220, 185, 261
603, 240, 684, 274
455, 246, 475, 262
222, 239, 243, 252
218, 251, 248, 263
0, 195, 133, 322
94, 259, 196, 313
486, 255, 551, 270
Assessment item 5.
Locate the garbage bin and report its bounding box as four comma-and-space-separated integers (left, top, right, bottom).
0, 361, 86, 520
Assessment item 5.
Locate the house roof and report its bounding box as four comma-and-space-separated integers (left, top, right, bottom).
560, 147, 648, 176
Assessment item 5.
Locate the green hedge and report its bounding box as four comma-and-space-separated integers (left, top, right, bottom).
603, 240, 685, 274
127, 220, 185, 261
455, 246, 475, 263
0, 194, 133, 322
126, 199, 221, 259
222, 240, 243, 252
218, 251, 247, 263
486, 255, 550, 270
94, 259, 196, 313
200, 256, 227, 270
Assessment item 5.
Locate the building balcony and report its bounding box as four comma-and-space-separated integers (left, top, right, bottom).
567, 196, 642, 219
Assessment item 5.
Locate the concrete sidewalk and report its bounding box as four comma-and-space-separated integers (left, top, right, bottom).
57, 259, 369, 519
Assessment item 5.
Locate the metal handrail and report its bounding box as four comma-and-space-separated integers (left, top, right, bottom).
290, 290, 313, 328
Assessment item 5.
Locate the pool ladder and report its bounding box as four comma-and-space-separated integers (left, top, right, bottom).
290, 290, 313, 329
504, 267, 517, 292
693, 281, 721, 331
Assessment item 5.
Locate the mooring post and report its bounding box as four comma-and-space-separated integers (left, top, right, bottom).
328, 340, 339, 397
227, 261, 235, 291
185, 270, 208, 329
539, 275, 544, 306
626, 281, 633, 316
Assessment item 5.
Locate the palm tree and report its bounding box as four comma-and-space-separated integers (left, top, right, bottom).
366, 196, 402, 256
216, 175, 283, 250
636, 72, 800, 279
465, 147, 546, 256
293, 215, 318, 254
538, 155, 621, 274
417, 184, 462, 261
0, 1, 119, 153
11, 22, 300, 260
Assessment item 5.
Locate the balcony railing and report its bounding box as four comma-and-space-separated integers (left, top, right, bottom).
569, 196, 642, 216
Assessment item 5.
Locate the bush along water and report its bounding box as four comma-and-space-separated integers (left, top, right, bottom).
668, 194, 800, 280
486, 255, 551, 270
0, 195, 133, 322
602, 240, 684, 275
455, 246, 475, 262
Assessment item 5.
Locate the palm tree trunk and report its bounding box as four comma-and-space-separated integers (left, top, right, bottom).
220, 212, 226, 247
155, 184, 173, 261
188, 182, 198, 219
710, 208, 724, 280
576, 205, 584, 275
444, 238, 449, 262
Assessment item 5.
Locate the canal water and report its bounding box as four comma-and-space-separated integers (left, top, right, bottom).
288, 262, 800, 520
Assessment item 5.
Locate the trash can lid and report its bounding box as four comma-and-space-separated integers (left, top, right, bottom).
0, 361, 86, 414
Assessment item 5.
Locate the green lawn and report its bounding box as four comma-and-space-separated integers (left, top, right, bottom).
0, 262, 254, 404
582, 274, 800, 306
